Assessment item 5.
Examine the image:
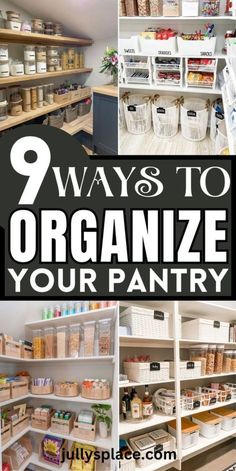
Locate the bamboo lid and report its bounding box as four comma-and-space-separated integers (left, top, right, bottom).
192, 411, 222, 425
169, 418, 200, 433
212, 407, 236, 418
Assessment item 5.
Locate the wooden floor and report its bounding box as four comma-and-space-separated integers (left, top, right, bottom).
169, 441, 236, 471
62, 112, 93, 136
120, 127, 215, 156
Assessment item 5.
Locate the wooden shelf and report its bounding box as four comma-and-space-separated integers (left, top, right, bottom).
0, 28, 93, 46
62, 112, 93, 135
0, 68, 92, 86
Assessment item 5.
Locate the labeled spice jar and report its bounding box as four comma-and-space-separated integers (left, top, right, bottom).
37, 85, 44, 108
33, 329, 45, 359
231, 351, 236, 372
0, 101, 8, 121
36, 46, 47, 61
57, 325, 67, 358
98, 319, 111, 356
10, 98, 22, 116
24, 45, 35, 61
190, 344, 207, 376
45, 327, 55, 358
31, 87, 37, 110
0, 62, 9, 77
223, 350, 232, 373
214, 345, 224, 374
36, 61, 47, 74
69, 324, 80, 358
0, 44, 9, 62
84, 321, 95, 357
10, 60, 24, 76
24, 61, 36, 75
206, 345, 216, 375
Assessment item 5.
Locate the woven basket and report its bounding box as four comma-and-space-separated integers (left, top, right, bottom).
65, 105, 78, 123
124, 361, 170, 382
77, 102, 91, 116
43, 110, 65, 128
120, 306, 170, 338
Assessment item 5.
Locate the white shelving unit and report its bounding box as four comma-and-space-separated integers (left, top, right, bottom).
0, 302, 119, 471
119, 300, 236, 471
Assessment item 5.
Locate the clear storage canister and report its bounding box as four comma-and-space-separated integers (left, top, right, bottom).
31, 86, 37, 110
0, 101, 8, 121
24, 60, 36, 75
69, 324, 80, 358
214, 345, 224, 374
22, 87, 31, 112
56, 325, 67, 358
45, 83, 54, 105
190, 344, 207, 376
223, 350, 232, 373
98, 318, 111, 356
24, 45, 35, 61
10, 98, 22, 116
33, 329, 45, 359
0, 43, 9, 61
84, 320, 95, 356
37, 85, 44, 108
10, 60, 24, 76
206, 345, 216, 375
36, 46, 46, 61
45, 327, 55, 358
231, 350, 236, 372
0, 62, 9, 77
36, 61, 47, 74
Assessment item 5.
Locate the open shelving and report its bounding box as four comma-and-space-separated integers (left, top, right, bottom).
0, 67, 92, 86
0, 28, 93, 46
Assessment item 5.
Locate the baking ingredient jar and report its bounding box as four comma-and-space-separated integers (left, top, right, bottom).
36, 46, 47, 61
36, 61, 47, 74
32, 18, 44, 33
6, 11, 20, 21
62, 51, 69, 70
37, 85, 44, 108
47, 46, 60, 57
223, 350, 232, 373
22, 87, 31, 112
21, 21, 31, 32
24, 61, 36, 75
206, 345, 216, 375
0, 62, 9, 77
56, 325, 67, 358
33, 329, 45, 359
45, 83, 54, 105
190, 344, 207, 376
84, 321, 95, 356
24, 46, 35, 61
31, 87, 37, 110
0, 101, 8, 121
69, 324, 80, 358
0, 44, 9, 62
10, 60, 24, 76
98, 318, 111, 356
231, 350, 236, 372
150, 0, 162, 15
0, 88, 7, 102
214, 345, 224, 374
6, 20, 21, 31
45, 327, 55, 358
10, 98, 22, 116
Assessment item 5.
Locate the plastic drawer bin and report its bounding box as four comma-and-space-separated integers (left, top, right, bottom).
168, 418, 200, 449
192, 412, 222, 438
120, 305, 170, 338
124, 361, 170, 383
181, 98, 209, 142
123, 94, 151, 134
182, 317, 230, 342
170, 361, 202, 379
177, 37, 216, 56
212, 407, 236, 431
152, 95, 179, 138
215, 120, 228, 155
139, 36, 177, 55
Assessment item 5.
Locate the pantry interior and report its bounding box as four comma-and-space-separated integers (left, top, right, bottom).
119, 0, 236, 155
0, 0, 118, 155
119, 301, 236, 471
0, 300, 118, 471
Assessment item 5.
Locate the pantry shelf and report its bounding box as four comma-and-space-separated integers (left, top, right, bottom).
28, 393, 113, 405
181, 397, 236, 418
119, 82, 222, 94
119, 16, 236, 20
119, 379, 175, 388
0, 68, 93, 86
180, 339, 236, 349
179, 301, 236, 322
0, 394, 29, 407
119, 412, 174, 436
182, 426, 236, 460
0, 28, 93, 46
29, 426, 112, 449
134, 458, 178, 471
119, 335, 174, 348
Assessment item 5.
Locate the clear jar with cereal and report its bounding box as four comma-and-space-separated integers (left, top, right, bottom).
83, 321, 95, 357
214, 345, 224, 374
69, 324, 80, 358
98, 318, 111, 356
56, 325, 67, 358
206, 345, 216, 375
33, 329, 45, 359
44, 327, 56, 358
231, 350, 236, 372
223, 350, 232, 373
190, 344, 207, 376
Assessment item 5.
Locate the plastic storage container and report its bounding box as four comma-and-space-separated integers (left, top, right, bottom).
231, 351, 236, 372
36, 46, 47, 61
123, 94, 151, 134
56, 325, 67, 358
168, 418, 200, 449
125, 0, 138, 15
214, 345, 224, 374
44, 327, 55, 358
137, 0, 150, 15
33, 329, 45, 359
152, 95, 179, 138
192, 411, 222, 438
163, 0, 180, 15
84, 321, 95, 356
182, 0, 199, 15
10, 60, 24, 76
98, 318, 111, 356
182, 317, 230, 342
69, 324, 80, 358
170, 361, 201, 379
0, 44, 9, 61
24, 46, 35, 61
190, 344, 207, 376
124, 361, 170, 382
150, 0, 162, 15
223, 350, 232, 373
0, 101, 8, 120
212, 407, 236, 431
206, 345, 216, 375
129, 434, 156, 468
120, 306, 170, 338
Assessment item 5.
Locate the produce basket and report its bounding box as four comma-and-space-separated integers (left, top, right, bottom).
123, 93, 151, 134
77, 101, 91, 116
65, 105, 78, 123
124, 361, 170, 383
181, 98, 209, 141
152, 95, 180, 138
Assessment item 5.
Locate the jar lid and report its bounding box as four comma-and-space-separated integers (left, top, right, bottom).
0, 100, 7, 107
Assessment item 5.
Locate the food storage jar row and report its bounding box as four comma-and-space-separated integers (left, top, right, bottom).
0, 10, 64, 35
41, 300, 116, 319
32, 318, 112, 359
30, 377, 111, 399
120, 0, 231, 17
190, 344, 236, 375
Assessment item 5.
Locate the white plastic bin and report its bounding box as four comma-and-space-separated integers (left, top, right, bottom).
215, 120, 228, 155
120, 306, 170, 338
152, 95, 179, 138
181, 98, 209, 141
182, 318, 230, 343
129, 434, 156, 468
168, 418, 200, 449
192, 412, 222, 438
170, 361, 202, 379
124, 361, 170, 383
123, 94, 151, 135
212, 407, 236, 431
139, 36, 177, 55
119, 36, 140, 54
177, 37, 216, 56
120, 443, 136, 471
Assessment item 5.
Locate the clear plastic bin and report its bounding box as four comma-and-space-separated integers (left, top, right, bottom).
33, 329, 45, 359
84, 321, 95, 356
56, 325, 67, 358
44, 327, 55, 358
206, 345, 216, 375
223, 351, 232, 373
214, 345, 224, 374
69, 324, 80, 358
98, 318, 111, 356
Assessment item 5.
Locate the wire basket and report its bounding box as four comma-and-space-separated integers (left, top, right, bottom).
152, 95, 179, 138
181, 98, 209, 141
153, 388, 183, 415
215, 120, 228, 154
123, 93, 151, 134
77, 101, 91, 116
64, 105, 78, 123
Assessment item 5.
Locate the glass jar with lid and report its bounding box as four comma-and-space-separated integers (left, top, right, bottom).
32, 329, 45, 359
10, 97, 22, 116
0, 101, 8, 121
47, 46, 60, 57
37, 85, 43, 108
223, 350, 232, 373
45, 83, 54, 105
24, 61, 36, 75
31, 87, 37, 110
0, 44, 9, 62
214, 344, 224, 374
0, 62, 9, 77
206, 344, 216, 375
24, 45, 35, 61
36, 46, 47, 61
22, 88, 31, 112
10, 60, 24, 76
61, 51, 69, 70
44, 327, 56, 358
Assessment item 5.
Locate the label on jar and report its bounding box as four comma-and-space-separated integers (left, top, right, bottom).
213, 320, 220, 328
154, 310, 165, 319
150, 361, 160, 371
132, 403, 141, 419
142, 403, 153, 416
186, 361, 195, 369
24, 51, 35, 61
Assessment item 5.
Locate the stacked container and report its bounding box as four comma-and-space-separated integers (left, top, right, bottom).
0, 44, 9, 78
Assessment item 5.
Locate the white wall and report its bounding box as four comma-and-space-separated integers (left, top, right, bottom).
84, 37, 118, 86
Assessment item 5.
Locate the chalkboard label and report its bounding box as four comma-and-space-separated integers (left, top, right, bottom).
128, 105, 136, 112
154, 444, 163, 453
215, 112, 224, 120
193, 400, 201, 409
187, 361, 195, 369
210, 397, 217, 404
214, 320, 220, 328
226, 393, 232, 401
156, 107, 166, 114
150, 362, 160, 371
187, 110, 197, 118
154, 311, 165, 321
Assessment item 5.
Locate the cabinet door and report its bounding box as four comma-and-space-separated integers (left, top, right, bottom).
93, 93, 118, 155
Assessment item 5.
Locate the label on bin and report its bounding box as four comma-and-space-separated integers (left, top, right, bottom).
154, 444, 164, 453
200, 51, 213, 56
127, 105, 136, 112
213, 320, 220, 328
187, 110, 197, 118
150, 362, 160, 371
156, 107, 166, 114
226, 393, 232, 400
154, 311, 165, 320
215, 112, 224, 120
210, 397, 217, 404
193, 400, 201, 408
186, 361, 195, 369
158, 51, 171, 55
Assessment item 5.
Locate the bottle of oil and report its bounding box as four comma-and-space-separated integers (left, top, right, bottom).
131, 391, 142, 420
122, 388, 131, 420
142, 385, 153, 419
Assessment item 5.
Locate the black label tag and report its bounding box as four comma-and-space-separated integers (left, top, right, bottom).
173, 406, 176, 414
154, 311, 165, 320
187, 110, 197, 117
154, 444, 163, 453
214, 320, 220, 328
127, 105, 136, 112
150, 362, 160, 371
226, 393, 232, 400
187, 361, 195, 369
210, 397, 217, 404
215, 112, 224, 120
156, 107, 166, 114
193, 400, 201, 409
